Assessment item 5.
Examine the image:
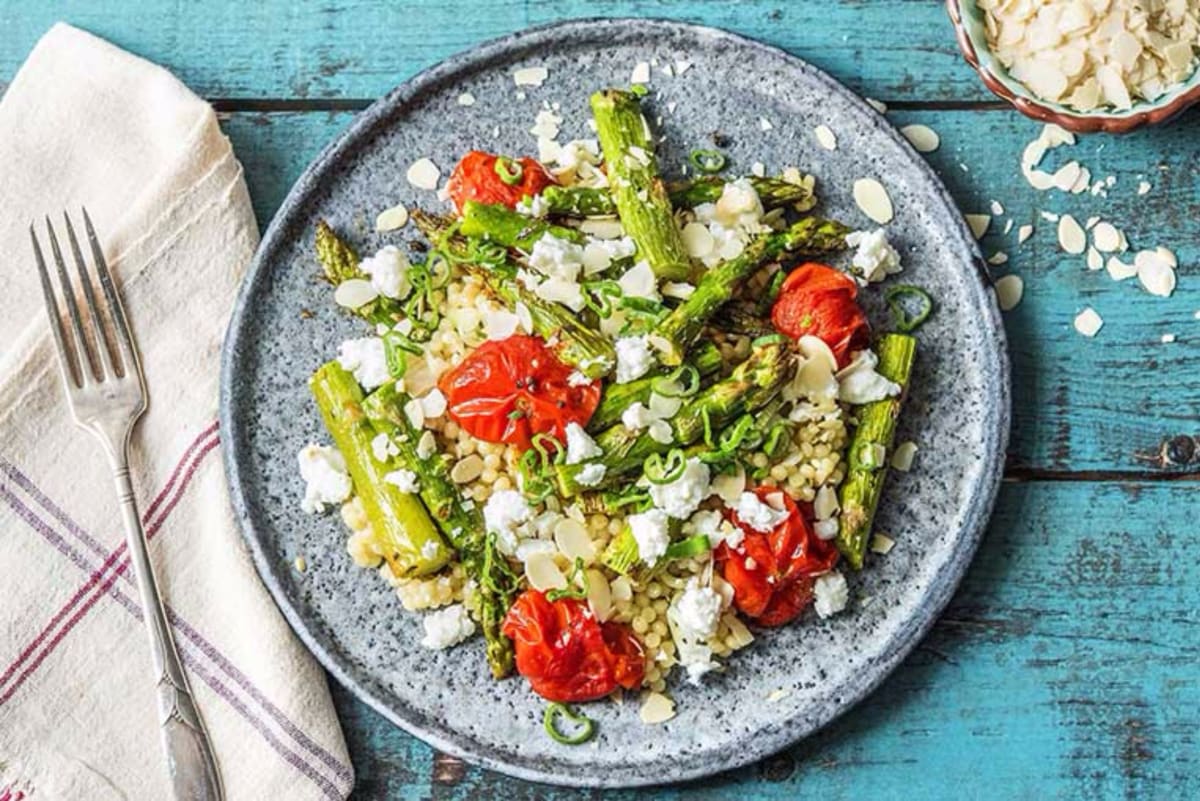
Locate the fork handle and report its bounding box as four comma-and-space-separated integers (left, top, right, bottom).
113, 460, 224, 801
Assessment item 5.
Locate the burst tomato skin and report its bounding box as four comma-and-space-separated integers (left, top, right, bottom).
446, 150, 556, 214
771, 262, 870, 368
501, 590, 645, 703
437, 335, 600, 450
716, 486, 840, 627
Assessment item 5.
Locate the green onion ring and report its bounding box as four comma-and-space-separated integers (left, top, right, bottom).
884, 284, 934, 333
664, 534, 712, 561
689, 148, 727, 174
630, 83, 649, 97
644, 448, 687, 485
543, 703, 596, 745
582, 280, 622, 318
651, 364, 701, 398
494, 156, 524, 186
763, 421, 792, 458
546, 557, 590, 602
751, 333, 788, 348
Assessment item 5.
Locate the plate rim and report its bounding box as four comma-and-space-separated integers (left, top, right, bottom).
220, 16, 1011, 788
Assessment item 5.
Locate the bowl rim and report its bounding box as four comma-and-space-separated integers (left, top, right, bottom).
946, 0, 1200, 133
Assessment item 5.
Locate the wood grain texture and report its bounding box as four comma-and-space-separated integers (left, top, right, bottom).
332, 480, 1199, 799
0, 0, 989, 103
218, 108, 1200, 474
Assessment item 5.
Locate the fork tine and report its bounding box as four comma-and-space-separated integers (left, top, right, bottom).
45, 216, 97, 383
63, 211, 120, 378
30, 224, 81, 388
81, 207, 141, 376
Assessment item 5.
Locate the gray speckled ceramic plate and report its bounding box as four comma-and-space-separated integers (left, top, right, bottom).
221, 18, 1010, 788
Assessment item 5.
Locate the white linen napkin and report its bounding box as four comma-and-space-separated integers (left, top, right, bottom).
0, 23, 354, 801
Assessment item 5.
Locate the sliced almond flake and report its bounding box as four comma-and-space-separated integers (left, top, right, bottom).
1155, 247, 1178, 268
1039, 211, 1059, 223
1162, 333, 1177, 344
525, 552, 567, 592
674, 60, 692, 75
711, 464, 746, 503
900, 124, 939, 153
630, 61, 651, 84
513, 66, 548, 87
1137, 181, 1151, 196
870, 533, 896, 554
1057, 214, 1086, 255
1085, 216, 1099, 230
853, 178, 894, 224
457, 92, 476, 106
989, 200, 1004, 215
420, 388, 448, 419
767, 689, 791, 703
661, 64, 674, 78
758, 116, 774, 132
865, 97, 888, 113
891, 441, 918, 471
1018, 225, 1033, 244
294, 555, 307, 572
1003, 219, 1013, 235
1136, 251, 1176, 297
610, 574, 633, 602
994, 274, 1023, 311
965, 214, 991, 240
1086, 247, 1103, 271
586, 569, 613, 622
403, 397, 426, 429
987, 251, 1008, 265
406, 158, 440, 190
374, 203, 409, 232
334, 278, 378, 309
1052, 161, 1082, 192
1106, 256, 1138, 282
750, 161, 766, 177
1092, 222, 1121, 252
814, 124, 837, 151
416, 431, 437, 460
554, 517, 596, 564
639, 692, 676, 724
1070, 165, 1092, 194
1073, 307, 1103, 337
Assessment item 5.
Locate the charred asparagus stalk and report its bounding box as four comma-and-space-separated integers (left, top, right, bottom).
458, 200, 585, 250
650, 216, 851, 364
589, 89, 691, 281
362, 383, 517, 678
836, 333, 917, 570
310, 362, 451, 578
586, 340, 723, 432
314, 220, 404, 326
540, 176, 815, 217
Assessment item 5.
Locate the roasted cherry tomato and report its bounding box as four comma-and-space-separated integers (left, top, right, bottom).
502, 590, 645, 702
437, 334, 600, 450
716, 486, 840, 626
446, 150, 556, 214
770, 262, 870, 368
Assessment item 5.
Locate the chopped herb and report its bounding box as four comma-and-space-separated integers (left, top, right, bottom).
689, 148, 727, 174
884, 284, 933, 333
494, 156, 524, 186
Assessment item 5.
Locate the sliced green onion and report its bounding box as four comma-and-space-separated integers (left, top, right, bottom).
383, 329, 424, 357
426, 250, 453, 289
494, 156, 524, 186
630, 83, 649, 97
544, 703, 596, 745
601, 488, 653, 513
884, 284, 934, 333
664, 534, 712, 561
689, 149, 727, 174
530, 432, 566, 467
382, 336, 409, 379
620, 296, 667, 317
763, 421, 792, 458
546, 557, 589, 602
751, 333, 788, 348
644, 449, 687, 485
467, 237, 509, 269
582, 280, 622, 318
702, 407, 716, 449
764, 269, 787, 304
651, 365, 701, 398
717, 414, 756, 453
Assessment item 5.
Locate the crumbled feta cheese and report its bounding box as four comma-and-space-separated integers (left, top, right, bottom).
575, 463, 608, 487
758, 116, 774, 131
457, 92, 475, 106
483, 489, 533, 555
675, 579, 724, 640
837, 349, 901, 405
628, 508, 671, 565
337, 337, 390, 390
484, 309, 521, 340
516, 193, 549, 218
297, 444, 352, 514
617, 259, 660, 301
528, 233, 584, 281
1162, 333, 1177, 344
406, 158, 440, 190
630, 61, 651, 84
621, 401, 654, 431
662, 281, 695, 299
729, 492, 789, 533
383, 468, 420, 493
649, 458, 711, 519
371, 432, 398, 463
813, 572, 849, 618
566, 370, 593, 388
582, 237, 636, 275
359, 246, 412, 299
686, 509, 730, 547
529, 108, 562, 140
1137, 180, 1152, 195
564, 422, 603, 464
845, 229, 902, 284
420, 604, 475, 649
614, 335, 655, 383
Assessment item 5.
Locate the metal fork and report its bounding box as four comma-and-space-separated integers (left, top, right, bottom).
31, 210, 223, 801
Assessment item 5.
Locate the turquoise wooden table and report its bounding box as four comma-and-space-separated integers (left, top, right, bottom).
4, 1, 1196, 797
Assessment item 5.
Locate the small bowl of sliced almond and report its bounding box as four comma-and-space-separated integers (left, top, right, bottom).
947, 0, 1200, 133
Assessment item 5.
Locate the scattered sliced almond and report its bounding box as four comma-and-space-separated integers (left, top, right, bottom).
1057, 214, 1086, 254
1073, 307, 1103, 337
1018, 224, 1034, 243
513, 66, 548, 87
630, 61, 651, 84
1003, 219, 1014, 235
457, 92, 476, 106
870, 533, 895, 554
525, 552, 567, 592
987, 251, 1009, 265
965, 214, 991, 240
374, 203, 408, 232
1086, 247, 1103, 271
334, 278, 378, 309
1137, 180, 1151, 195
814, 124, 837, 151
891, 441, 918, 471
1092, 222, 1122, 252
553, 517, 596, 565
758, 116, 774, 132
586, 569, 613, 622
1106, 256, 1138, 281
1162, 333, 1177, 344
1136, 249, 1177, 297
450, 454, 484, 484
853, 178, 894, 224
900, 124, 939, 153
639, 692, 676, 724
994, 274, 1024, 311
866, 97, 888, 113
990, 199, 1004, 215
406, 158, 440, 190
294, 555, 308, 572
610, 574, 633, 602
767, 689, 791, 703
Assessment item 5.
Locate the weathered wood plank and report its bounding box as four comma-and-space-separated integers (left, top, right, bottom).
332, 480, 1199, 799
0, 0, 989, 103
218, 108, 1200, 474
